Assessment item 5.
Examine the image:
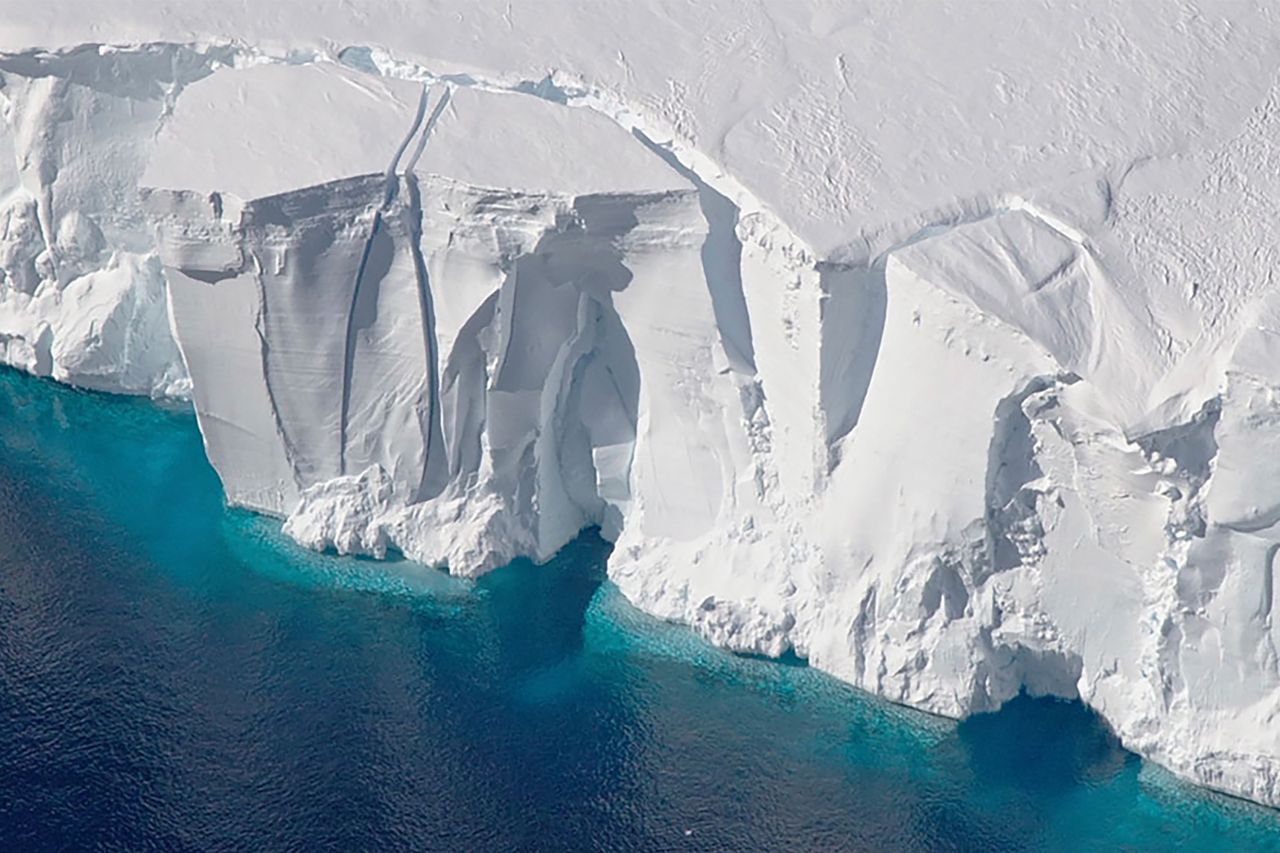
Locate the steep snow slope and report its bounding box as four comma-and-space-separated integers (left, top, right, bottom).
2, 2, 1280, 809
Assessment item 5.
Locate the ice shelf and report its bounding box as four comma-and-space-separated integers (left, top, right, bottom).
3, 4, 1280, 809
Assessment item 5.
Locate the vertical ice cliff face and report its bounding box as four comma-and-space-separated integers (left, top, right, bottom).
148, 177, 440, 515
4, 19, 1280, 810
144, 64, 757, 578
0, 46, 238, 395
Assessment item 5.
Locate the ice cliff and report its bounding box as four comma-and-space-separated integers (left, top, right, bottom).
3, 2, 1280, 809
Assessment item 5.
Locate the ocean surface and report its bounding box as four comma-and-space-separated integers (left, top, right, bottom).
0, 368, 1278, 852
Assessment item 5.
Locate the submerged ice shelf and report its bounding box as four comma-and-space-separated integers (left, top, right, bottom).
3, 3, 1280, 811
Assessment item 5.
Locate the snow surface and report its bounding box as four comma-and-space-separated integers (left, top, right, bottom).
3, 1, 1280, 809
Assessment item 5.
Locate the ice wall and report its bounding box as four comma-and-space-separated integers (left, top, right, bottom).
145, 65, 741, 577
0, 46, 243, 395
1, 30, 1280, 811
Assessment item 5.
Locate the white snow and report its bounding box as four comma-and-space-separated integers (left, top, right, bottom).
2, 1, 1280, 809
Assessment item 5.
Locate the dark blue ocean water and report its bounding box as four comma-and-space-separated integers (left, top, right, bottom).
0, 369, 1278, 852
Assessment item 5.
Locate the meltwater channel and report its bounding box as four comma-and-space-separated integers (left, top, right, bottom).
0, 368, 1278, 852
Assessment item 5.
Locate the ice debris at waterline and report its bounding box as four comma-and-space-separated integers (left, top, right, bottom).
2, 3, 1280, 809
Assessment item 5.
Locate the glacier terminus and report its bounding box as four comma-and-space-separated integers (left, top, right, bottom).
2, 0, 1280, 812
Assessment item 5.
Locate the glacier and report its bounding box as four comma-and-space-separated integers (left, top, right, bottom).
3, 1, 1280, 809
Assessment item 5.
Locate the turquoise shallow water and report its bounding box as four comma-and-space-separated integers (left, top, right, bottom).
0, 368, 1278, 851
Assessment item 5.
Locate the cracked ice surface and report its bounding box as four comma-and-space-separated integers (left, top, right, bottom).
4, 3, 1280, 809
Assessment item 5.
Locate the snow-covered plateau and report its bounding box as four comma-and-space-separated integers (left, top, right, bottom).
4, 0, 1280, 808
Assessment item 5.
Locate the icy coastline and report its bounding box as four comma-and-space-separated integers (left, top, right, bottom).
3, 8, 1280, 808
